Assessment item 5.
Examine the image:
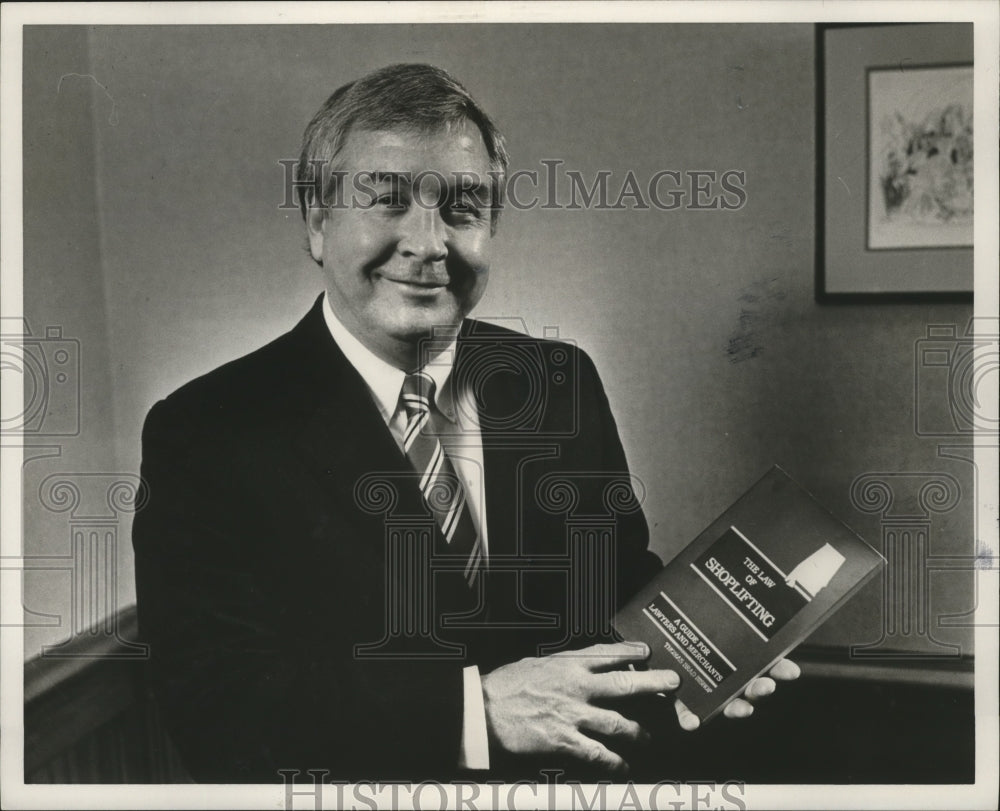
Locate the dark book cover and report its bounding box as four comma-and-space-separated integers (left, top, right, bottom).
613, 466, 885, 723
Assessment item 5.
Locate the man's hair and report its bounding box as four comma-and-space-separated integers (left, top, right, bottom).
295, 63, 509, 232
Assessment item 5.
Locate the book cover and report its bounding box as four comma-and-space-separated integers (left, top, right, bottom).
613, 465, 885, 723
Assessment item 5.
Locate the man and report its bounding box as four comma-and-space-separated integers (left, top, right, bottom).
133, 63, 797, 783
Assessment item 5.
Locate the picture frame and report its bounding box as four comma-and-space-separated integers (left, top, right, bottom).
817, 23, 974, 299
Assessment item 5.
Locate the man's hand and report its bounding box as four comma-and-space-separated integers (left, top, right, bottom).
674, 657, 801, 731
481, 642, 678, 775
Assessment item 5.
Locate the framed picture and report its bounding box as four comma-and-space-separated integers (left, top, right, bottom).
818, 23, 974, 298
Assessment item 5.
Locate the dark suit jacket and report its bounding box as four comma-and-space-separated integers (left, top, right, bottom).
133, 295, 660, 782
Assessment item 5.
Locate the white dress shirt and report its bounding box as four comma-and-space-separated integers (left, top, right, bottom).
322, 294, 490, 770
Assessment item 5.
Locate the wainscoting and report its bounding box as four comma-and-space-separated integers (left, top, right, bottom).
24, 606, 190, 783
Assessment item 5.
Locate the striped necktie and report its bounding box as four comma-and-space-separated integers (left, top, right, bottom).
400, 372, 482, 587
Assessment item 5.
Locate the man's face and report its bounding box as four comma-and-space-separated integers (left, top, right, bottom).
308, 120, 494, 367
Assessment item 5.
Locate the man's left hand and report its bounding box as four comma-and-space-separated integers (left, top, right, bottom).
674, 657, 801, 731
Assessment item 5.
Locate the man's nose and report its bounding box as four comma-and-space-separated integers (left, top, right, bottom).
397, 205, 448, 264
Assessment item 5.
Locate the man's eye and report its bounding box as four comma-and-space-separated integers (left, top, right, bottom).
375, 193, 406, 209
445, 199, 484, 221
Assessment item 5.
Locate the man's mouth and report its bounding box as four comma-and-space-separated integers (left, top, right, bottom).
380, 277, 448, 292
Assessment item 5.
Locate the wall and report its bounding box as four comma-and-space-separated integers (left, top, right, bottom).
22, 24, 976, 659
21, 27, 124, 658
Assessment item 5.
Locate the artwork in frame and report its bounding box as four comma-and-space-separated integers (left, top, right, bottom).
819, 23, 974, 298
868, 65, 973, 251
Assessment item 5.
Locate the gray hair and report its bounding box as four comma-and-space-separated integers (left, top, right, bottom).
295, 63, 509, 232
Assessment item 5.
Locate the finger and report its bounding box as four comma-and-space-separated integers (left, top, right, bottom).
569, 732, 629, 775
579, 709, 650, 744
563, 641, 650, 671
769, 658, 801, 681
723, 698, 754, 719
590, 667, 679, 698
674, 698, 700, 731
744, 676, 776, 700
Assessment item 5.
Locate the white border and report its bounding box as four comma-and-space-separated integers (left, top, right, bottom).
2, 2, 997, 809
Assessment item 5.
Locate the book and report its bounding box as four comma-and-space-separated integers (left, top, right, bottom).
613, 465, 885, 724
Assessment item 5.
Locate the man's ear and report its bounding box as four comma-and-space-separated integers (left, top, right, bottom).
306, 204, 326, 264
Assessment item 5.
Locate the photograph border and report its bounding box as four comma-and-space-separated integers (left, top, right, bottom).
3, 3, 998, 810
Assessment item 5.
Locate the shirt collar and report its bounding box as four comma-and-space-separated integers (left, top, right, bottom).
321, 293, 459, 423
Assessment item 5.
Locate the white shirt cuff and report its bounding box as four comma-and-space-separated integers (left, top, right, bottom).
458, 665, 490, 770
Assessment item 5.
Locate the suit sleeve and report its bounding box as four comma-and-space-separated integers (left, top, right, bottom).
133, 398, 466, 782
578, 350, 663, 603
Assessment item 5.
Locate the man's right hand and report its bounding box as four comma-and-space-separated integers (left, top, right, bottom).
480, 642, 679, 775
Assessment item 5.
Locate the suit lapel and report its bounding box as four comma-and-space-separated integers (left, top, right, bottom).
286, 305, 550, 576
456, 321, 558, 561
288, 297, 422, 525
